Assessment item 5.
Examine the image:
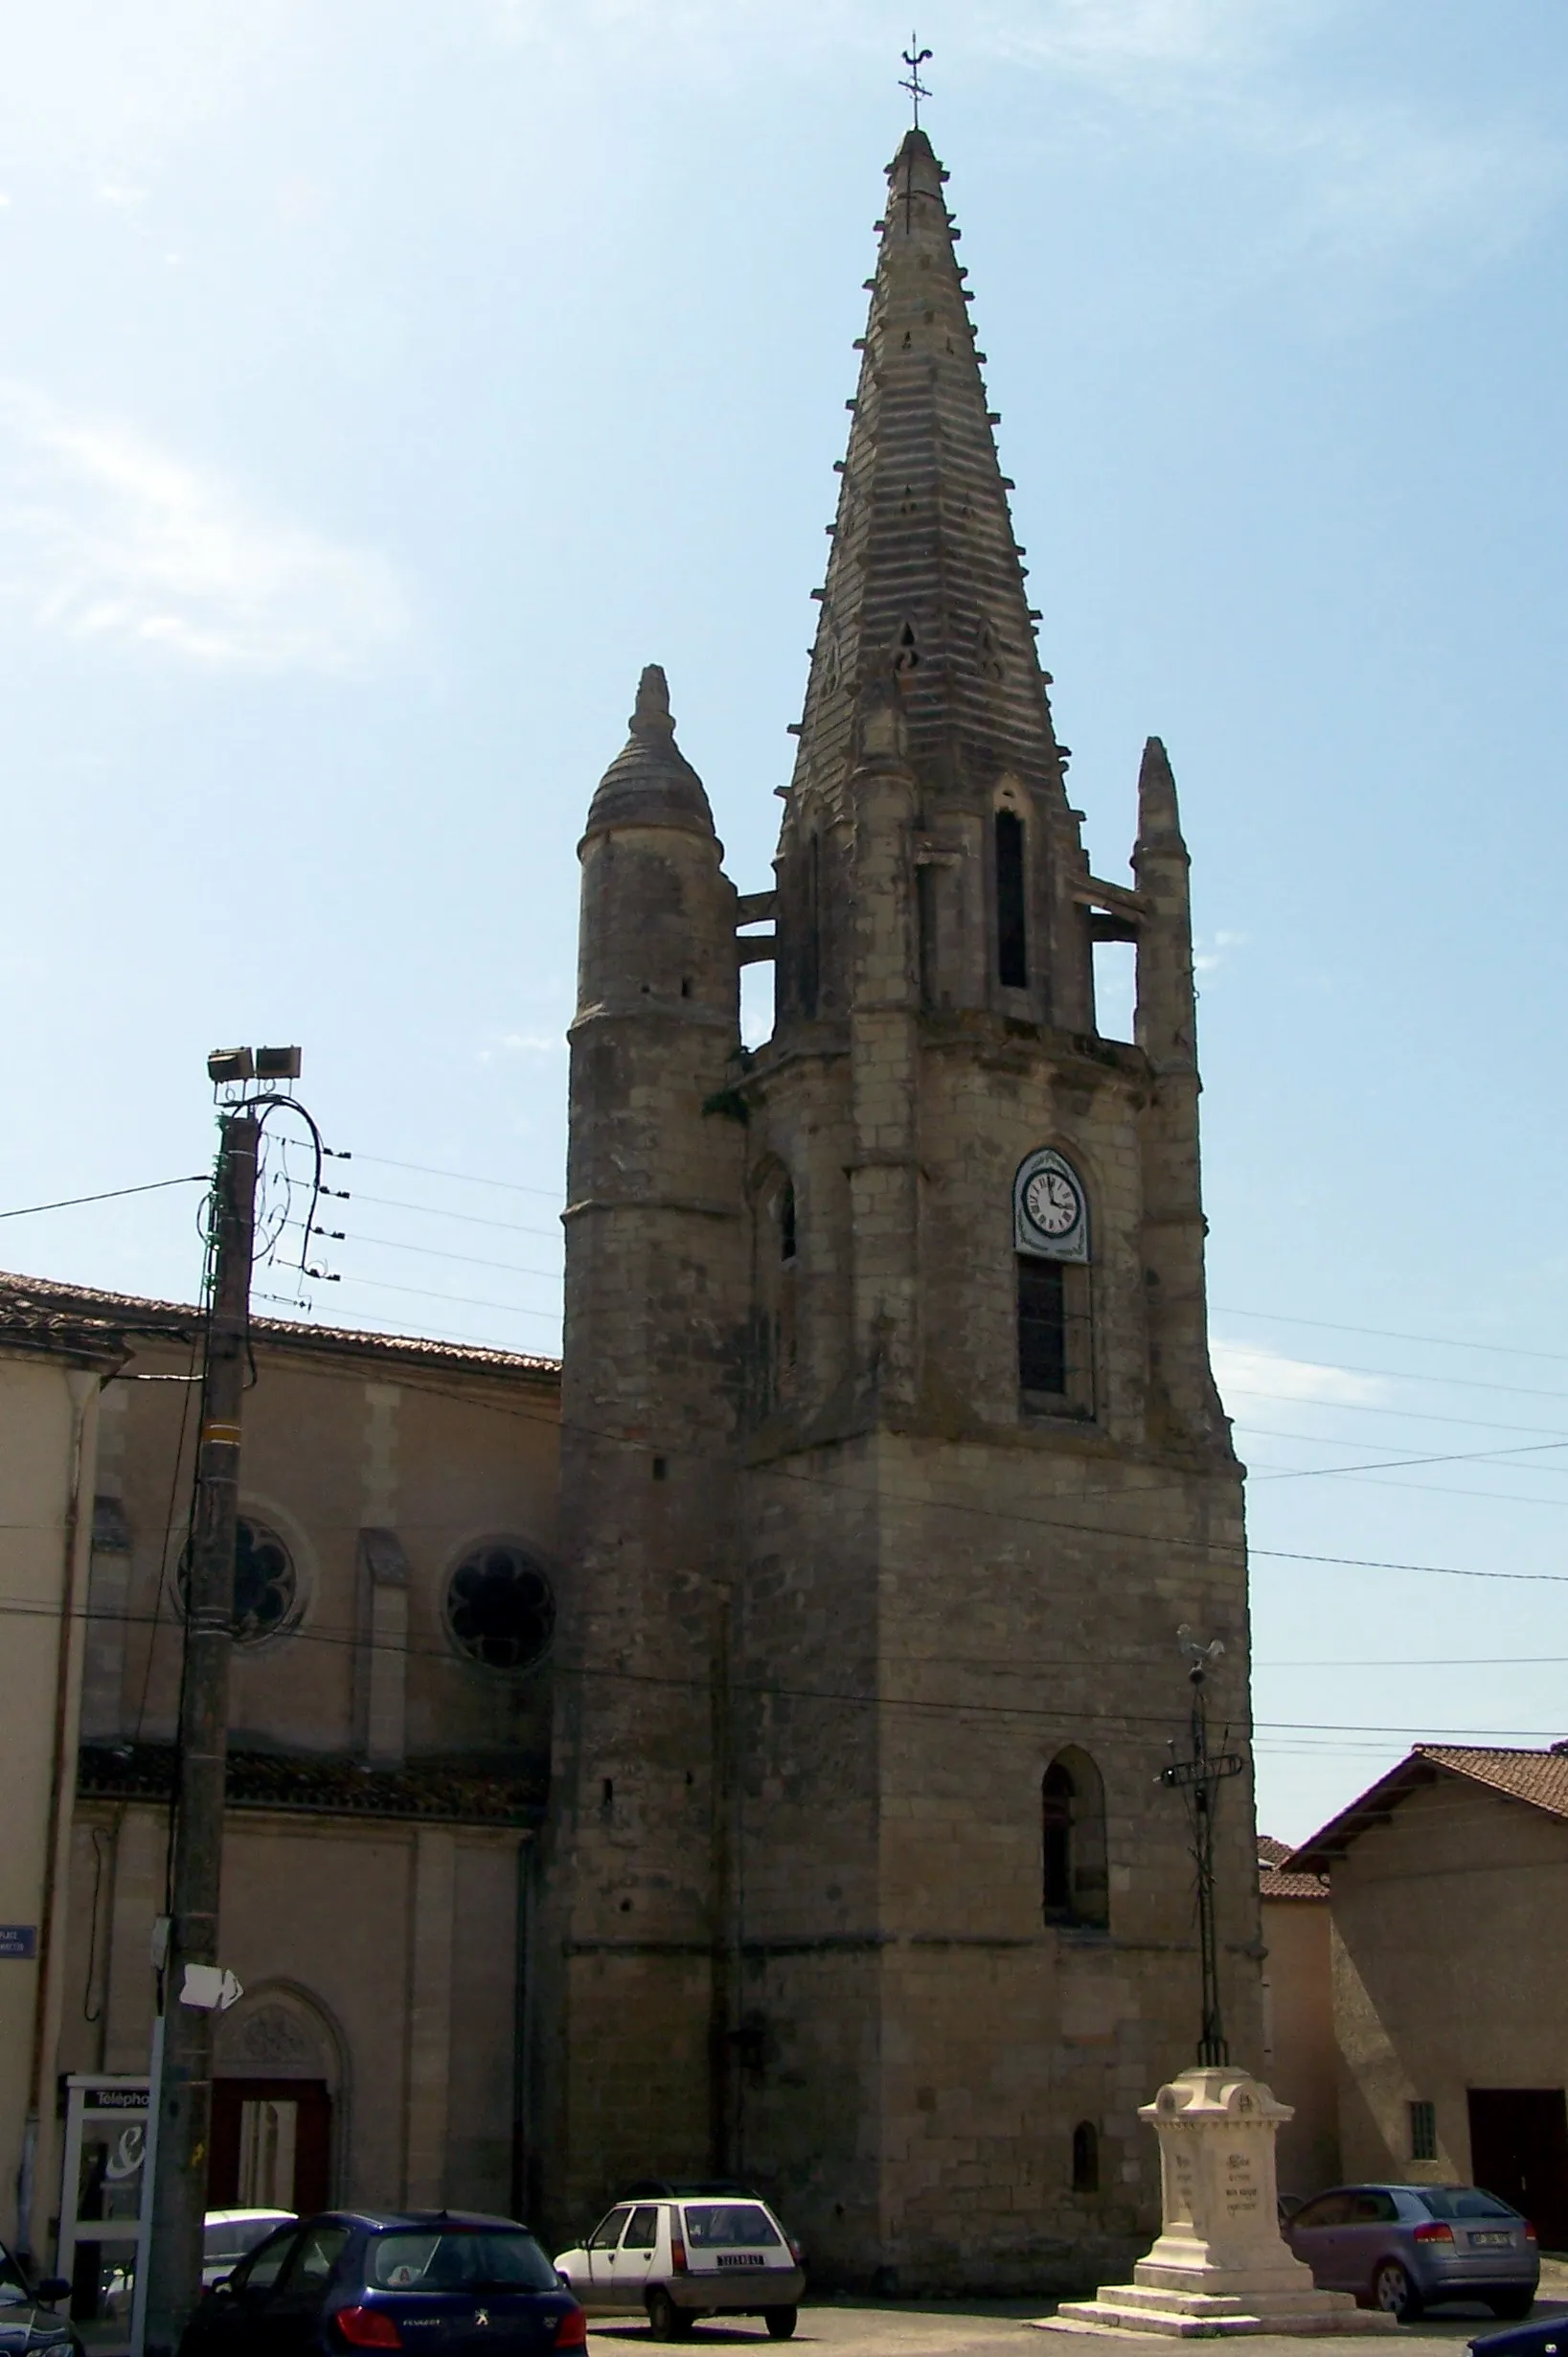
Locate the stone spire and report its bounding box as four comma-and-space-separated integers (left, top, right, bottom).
584, 662, 716, 839
789, 128, 1070, 808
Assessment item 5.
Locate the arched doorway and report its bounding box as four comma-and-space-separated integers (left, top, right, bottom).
211, 1985, 343, 2214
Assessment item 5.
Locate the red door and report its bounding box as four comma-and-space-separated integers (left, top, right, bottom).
209, 2079, 332, 2215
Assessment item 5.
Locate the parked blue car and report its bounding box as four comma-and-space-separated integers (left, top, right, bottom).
1284, 2184, 1538, 2322
178, 2211, 585, 2357
1470, 2324, 1567, 2357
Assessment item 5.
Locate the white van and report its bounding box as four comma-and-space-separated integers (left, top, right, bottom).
555, 2188, 806, 2339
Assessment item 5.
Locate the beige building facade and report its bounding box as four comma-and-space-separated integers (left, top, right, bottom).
0, 1270, 559, 2254
1290, 1745, 1568, 2251
1258, 1837, 1338, 2202
543, 125, 1261, 2293
0, 1301, 121, 2261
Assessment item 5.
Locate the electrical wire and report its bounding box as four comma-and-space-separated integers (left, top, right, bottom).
0, 1175, 207, 1221
1216, 1303, 1568, 1367
342, 1153, 561, 1201
11, 1590, 1565, 1746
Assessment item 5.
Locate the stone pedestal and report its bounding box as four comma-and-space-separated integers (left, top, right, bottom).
1037, 2069, 1398, 2337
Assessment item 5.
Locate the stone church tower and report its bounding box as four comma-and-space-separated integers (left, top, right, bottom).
543, 126, 1260, 2291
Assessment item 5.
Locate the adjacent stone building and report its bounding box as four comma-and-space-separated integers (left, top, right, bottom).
0, 1270, 558, 2246
0, 1295, 122, 2263
542, 125, 1261, 2291
1258, 1837, 1338, 2202
1289, 1744, 1568, 2252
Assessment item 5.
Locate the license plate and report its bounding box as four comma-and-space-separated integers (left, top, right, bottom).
1472, 2232, 1511, 2247
716, 2255, 765, 2269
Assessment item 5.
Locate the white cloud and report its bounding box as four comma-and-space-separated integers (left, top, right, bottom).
0, 385, 411, 675
1213, 1338, 1385, 1409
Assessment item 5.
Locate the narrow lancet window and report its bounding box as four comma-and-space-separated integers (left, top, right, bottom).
995, 808, 1028, 989
1072, 2121, 1100, 2194
1017, 1256, 1065, 1395
1043, 1748, 1109, 1929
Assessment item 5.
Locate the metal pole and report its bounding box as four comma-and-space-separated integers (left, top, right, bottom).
1189, 1668, 1228, 2068
142, 1111, 258, 2357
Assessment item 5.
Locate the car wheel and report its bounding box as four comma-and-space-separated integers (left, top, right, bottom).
647, 2290, 692, 2342
1372, 2262, 1421, 2323
1489, 2292, 1534, 2321
763, 2308, 798, 2341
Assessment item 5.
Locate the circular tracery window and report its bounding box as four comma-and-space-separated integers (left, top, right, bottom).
179, 1515, 298, 1646
445, 1543, 556, 1672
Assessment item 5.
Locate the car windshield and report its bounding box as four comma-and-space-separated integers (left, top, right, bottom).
367, 2232, 558, 2293
206, 2219, 292, 2265
1418, 2189, 1517, 2222
682, 2205, 782, 2250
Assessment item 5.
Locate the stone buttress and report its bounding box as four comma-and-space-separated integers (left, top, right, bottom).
549, 132, 1259, 2294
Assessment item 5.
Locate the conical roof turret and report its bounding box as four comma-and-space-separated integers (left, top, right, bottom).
787, 128, 1070, 808
584, 664, 716, 839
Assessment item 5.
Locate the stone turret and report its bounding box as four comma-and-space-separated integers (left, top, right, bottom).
541, 666, 746, 2231
1133, 736, 1228, 1449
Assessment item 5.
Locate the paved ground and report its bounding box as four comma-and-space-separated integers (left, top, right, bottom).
585, 2259, 1568, 2357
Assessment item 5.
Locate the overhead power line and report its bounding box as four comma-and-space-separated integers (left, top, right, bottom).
347, 1153, 561, 1201
1216, 1303, 1568, 1367
0, 1175, 207, 1221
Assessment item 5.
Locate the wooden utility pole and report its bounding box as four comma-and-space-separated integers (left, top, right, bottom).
142, 1108, 259, 2357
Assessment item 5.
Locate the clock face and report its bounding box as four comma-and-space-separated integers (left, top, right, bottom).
1025, 1167, 1081, 1238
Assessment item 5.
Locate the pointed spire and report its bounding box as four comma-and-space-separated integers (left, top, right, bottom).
584, 663, 716, 840
1135, 736, 1188, 858
787, 131, 1068, 810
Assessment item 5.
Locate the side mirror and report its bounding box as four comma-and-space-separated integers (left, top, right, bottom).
35, 2280, 71, 2304
212, 2277, 235, 2298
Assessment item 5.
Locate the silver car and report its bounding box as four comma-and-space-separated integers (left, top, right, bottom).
1285, 2183, 1539, 2322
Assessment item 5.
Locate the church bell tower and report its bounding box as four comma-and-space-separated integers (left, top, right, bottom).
547, 126, 1259, 2293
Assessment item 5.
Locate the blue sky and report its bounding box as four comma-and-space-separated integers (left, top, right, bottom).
3, 0, 1567, 1842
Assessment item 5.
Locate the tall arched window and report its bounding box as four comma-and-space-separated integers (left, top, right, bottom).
751, 1164, 799, 1417
995, 807, 1028, 988
1043, 1747, 1109, 1929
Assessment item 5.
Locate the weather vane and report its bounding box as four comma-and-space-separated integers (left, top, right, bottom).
899, 34, 932, 129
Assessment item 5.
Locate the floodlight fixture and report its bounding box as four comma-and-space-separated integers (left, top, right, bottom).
207, 1048, 255, 1084
255, 1045, 303, 1080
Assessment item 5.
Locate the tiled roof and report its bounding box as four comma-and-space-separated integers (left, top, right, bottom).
79, 1741, 545, 1826
1417, 1743, 1568, 1819
1287, 1744, 1568, 1872
0, 1270, 559, 1384
1258, 1833, 1329, 1901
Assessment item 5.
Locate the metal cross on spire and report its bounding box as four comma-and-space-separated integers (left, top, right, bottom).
899, 34, 932, 128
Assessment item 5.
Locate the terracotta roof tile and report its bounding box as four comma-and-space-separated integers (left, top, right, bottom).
1287, 1743, 1568, 1871
1257, 1833, 1328, 1899
0, 1270, 560, 1385
1415, 1743, 1568, 1820
1260, 1866, 1329, 1900
79, 1741, 545, 1825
